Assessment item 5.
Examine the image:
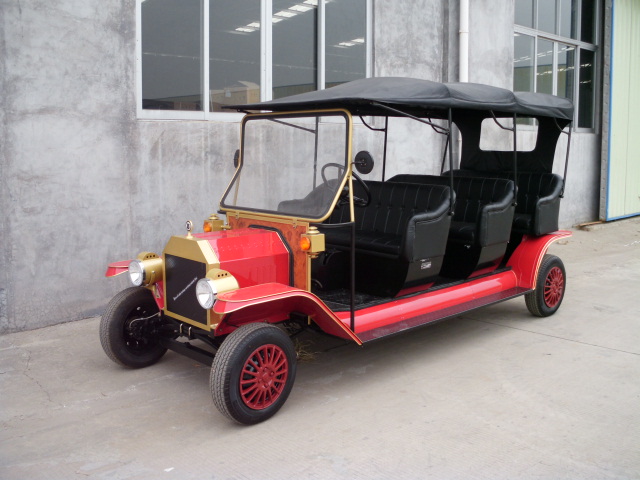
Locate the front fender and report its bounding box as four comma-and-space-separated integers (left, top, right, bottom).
213, 283, 362, 345
105, 260, 131, 277
507, 230, 572, 289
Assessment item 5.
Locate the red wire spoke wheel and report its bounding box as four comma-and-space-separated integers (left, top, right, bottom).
543, 266, 565, 308
240, 344, 289, 409
526, 254, 567, 317
211, 323, 297, 425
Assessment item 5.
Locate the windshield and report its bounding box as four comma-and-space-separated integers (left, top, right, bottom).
221, 111, 351, 221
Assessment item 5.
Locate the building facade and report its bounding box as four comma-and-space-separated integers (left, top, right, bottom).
1, 0, 636, 333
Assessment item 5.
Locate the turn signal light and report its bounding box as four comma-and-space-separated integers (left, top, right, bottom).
300, 237, 311, 251
203, 221, 213, 233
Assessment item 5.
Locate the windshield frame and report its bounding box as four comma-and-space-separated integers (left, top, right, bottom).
219, 109, 353, 223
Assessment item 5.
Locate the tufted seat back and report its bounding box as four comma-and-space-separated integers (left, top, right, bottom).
324, 180, 453, 261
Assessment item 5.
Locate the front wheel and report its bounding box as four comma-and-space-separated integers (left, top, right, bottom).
210, 323, 297, 425
99, 287, 167, 368
525, 254, 566, 317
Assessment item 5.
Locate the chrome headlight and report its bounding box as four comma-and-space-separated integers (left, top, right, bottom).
196, 278, 217, 309
128, 260, 145, 286
128, 253, 163, 287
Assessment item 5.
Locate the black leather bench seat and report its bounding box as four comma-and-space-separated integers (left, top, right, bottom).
444, 170, 563, 236
387, 174, 516, 278
316, 180, 454, 296
324, 180, 453, 261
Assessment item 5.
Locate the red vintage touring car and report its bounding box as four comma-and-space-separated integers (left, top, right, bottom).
101, 77, 573, 424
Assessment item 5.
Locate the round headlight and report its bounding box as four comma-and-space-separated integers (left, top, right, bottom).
196, 278, 217, 310
128, 260, 145, 287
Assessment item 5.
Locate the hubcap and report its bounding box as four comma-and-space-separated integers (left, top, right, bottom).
543, 266, 564, 308
240, 344, 289, 410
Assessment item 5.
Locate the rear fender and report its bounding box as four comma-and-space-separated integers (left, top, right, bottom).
507, 230, 571, 289
212, 283, 362, 344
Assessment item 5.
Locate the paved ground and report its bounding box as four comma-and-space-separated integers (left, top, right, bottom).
1, 218, 639, 480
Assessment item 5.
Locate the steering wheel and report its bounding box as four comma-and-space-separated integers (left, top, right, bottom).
321, 162, 345, 185
320, 162, 371, 208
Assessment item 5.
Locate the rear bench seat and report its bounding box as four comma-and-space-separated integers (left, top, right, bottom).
445, 170, 563, 236
388, 174, 515, 278
320, 180, 453, 295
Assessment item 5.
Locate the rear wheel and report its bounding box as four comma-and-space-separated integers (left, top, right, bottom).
100, 287, 167, 368
210, 323, 297, 425
525, 254, 566, 317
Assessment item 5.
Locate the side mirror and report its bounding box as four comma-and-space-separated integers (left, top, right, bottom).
233, 149, 240, 168
354, 151, 374, 175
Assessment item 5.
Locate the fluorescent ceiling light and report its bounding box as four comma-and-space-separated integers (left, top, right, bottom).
247, 22, 260, 28
272, 17, 283, 23
290, 4, 312, 12
339, 42, 355, 47
275, 10, 297, 18
352, 38, 365, 43
235, 27, 255, 33
303, 0, 318, 5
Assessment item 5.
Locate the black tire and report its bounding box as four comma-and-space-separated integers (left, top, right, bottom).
210, 323, 297, 425
525, 254, 566, 317
100, 287, 167, 368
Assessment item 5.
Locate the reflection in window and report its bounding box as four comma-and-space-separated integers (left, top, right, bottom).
141, 0, 202, 111
578, 49, 595, 128
537, 0, 556, 34
209, 1, 261, 112
514, 0, 598, 128
514, 34, 535, 92
325, 0, 367, 87
536, 39, 554, 95
272, 0, 318, 99
559, 0, 576, 38
557, 44, 575, 100
140, 0, 368, 114
515, 0, 534, 28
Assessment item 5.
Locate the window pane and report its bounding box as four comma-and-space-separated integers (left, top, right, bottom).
557, 44, 575, 100
515, 0, 534, 27
514, 34, 535, 92
537, 0, 557, 34
578, 49, 595, 128
536, 39, 554, 94
580, 0, 596, 43
325, 0, 367, 87
209, 1, 261, 112
559, 0, 577, 38
272, 0, 318, 99
141, 0, 202, 111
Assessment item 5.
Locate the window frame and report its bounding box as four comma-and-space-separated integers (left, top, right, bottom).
514, 0, 600, 132
136, 0, 373, 121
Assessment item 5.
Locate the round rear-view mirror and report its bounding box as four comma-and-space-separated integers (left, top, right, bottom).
354, 151, 374, 175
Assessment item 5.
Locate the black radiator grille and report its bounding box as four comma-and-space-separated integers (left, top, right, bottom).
165, 254, 207, 325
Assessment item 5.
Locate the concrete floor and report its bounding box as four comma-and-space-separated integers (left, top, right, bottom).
1, 218, 639, 480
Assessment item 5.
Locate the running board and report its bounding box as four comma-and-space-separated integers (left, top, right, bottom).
357, 287, 530, 343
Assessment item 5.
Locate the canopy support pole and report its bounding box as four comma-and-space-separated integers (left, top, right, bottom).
447, 108, 455, 216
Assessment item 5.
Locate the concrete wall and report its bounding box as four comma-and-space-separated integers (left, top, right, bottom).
0, 0, 602, 333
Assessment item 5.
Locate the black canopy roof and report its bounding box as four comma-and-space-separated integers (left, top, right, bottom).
228, 77, 574, 121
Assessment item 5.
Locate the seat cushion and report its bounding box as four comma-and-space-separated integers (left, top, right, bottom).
448, 221, 476, 244
322, 228, 402, 257
513, 213, 533, 232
